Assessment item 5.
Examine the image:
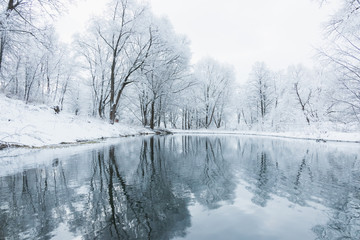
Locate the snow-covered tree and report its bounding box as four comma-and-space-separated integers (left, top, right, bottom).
76, 23, 111, 118
135, 17, 191, 129
245, 62, 274, 127
76, 0, 153, 123
0, 0, 66, 87
319, 0, 360, 126
194, 58, 235, 129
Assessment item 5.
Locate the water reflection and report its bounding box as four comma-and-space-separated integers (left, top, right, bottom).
0, 135, 359, 239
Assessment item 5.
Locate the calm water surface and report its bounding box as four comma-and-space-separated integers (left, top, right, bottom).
0, 135, 360, 240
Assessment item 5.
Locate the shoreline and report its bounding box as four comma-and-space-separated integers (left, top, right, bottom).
169, 129, 360, 144
0, 131, 155, 150
2, 128, 359, 150
2, 94, 359, 150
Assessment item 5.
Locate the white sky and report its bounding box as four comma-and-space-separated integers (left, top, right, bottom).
56, 0, 340, 82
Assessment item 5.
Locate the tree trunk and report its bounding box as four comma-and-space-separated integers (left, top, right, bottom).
157, 98, 161, 128
109, 52, 117, 123
150, 100, 155, 129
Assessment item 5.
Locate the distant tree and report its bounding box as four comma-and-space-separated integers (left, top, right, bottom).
76, 25, 111, 118
246, 62, 274, 126
136, 18, 191, 129
289, 65, 315, 125
235, 86, 255, 128
194, 58, 235, 129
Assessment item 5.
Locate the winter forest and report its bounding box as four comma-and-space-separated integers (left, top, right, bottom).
1, 0, 360, 132
2, 1, 360, 239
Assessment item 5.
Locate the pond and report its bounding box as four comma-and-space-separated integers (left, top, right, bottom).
0, 135, 360, 240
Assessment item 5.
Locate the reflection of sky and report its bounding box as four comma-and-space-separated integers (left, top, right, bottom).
175, 176, 328, 240
50, 223, 82, 240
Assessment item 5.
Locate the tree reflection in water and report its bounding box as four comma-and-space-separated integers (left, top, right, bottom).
0, 135, 359, 239
236, 137, 360, 239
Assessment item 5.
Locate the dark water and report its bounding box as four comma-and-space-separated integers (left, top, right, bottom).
0, 135, 360, 240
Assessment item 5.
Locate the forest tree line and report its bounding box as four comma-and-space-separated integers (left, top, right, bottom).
0, 0, 359, 131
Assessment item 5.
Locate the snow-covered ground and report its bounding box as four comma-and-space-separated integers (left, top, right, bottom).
0, 94, 153, 147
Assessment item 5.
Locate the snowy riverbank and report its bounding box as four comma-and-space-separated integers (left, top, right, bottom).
170, 129, 360, 143
0, 94, 154, 148
1, 94, 359, 149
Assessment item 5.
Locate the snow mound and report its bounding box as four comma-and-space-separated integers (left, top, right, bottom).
0, 94, 153, 147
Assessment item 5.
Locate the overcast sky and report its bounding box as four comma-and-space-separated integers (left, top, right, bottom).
56, 0, 340, 82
